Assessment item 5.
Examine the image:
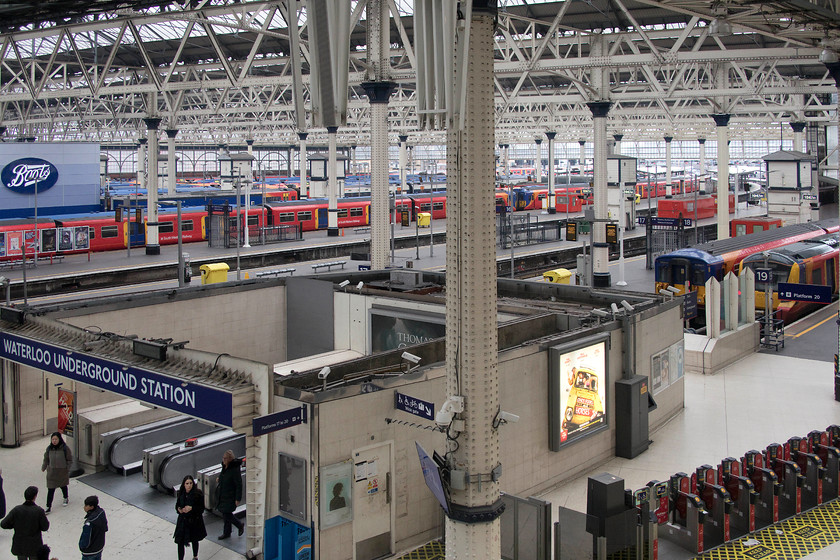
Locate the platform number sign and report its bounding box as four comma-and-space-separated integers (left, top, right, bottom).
755, 268, 772, 285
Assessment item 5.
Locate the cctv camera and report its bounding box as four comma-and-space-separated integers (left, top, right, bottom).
401, 351, 421, 364
610, 303, 619, 314
318, 366, 331, 380
338, 280, 350, 288
356, 281, 364, 290
658, 289, 672, 296
666, 286, 680, 294
435, 395, 464, 427
621, 300, 634, 313
498, 411, 519, 423
591, 309, 610, 318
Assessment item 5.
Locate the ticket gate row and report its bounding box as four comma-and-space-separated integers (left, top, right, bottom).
619, 425, 840, 558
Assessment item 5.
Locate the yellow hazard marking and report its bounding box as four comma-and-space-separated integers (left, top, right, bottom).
396, 539, 445, 560
694, 499, 840, 559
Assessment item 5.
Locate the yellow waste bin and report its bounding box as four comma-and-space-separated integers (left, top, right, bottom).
543, 268, 572, 284
417, 212, 431, 227
200, 263, 229, 285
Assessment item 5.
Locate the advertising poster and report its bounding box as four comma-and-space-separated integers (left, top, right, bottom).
670, 341, 685, 385
320, 462, 353, 529
651, 340, 684, 394
0, 232, 5, 257
57, 388, 74, 437
24, 230, 37, 253
59, 228, 74, 251
6, 231, 22, 257
74, 226, 90, 250
370, 310, 445, 353
41, 229, 56, 253
557, 341, 607, 445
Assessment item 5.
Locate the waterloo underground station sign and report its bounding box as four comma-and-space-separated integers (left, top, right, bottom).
0, 332, 233, 426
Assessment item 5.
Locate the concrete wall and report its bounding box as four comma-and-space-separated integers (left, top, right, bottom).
61, 284, 288, 365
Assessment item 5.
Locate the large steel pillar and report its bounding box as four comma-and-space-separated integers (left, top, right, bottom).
0, 360, 20, 448
144, 117, 162, 255
698, 138, 706, 192
444, 3, 502, 558
546, 132, 557, 213
327, 126, 339, 237
399, 135, 408, 193
589, 101, 612, 287
362, 81, 397, 270
713, 114, 732, 240
501, 144, 510, 179
579, 140, 586, 170
298, 132, 308, 198
534, 138, 542, 183
165, 129, 178, 196
664, 136, 673, 197
137, 137, 146, 191
791, 122, 806, 153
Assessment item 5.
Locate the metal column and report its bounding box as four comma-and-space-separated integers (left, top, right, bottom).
613, 133, 623, 154
589, 101, 612, 288
327, 126, 339, 236
165, 129, 178, 196
546, 132, 556, 213
664, 135, 673, 197
444, 4, 503, 558
579, 140, 586, 170
698, 138, 706, 193
137, 137, 146, 191
298, 132, 308, 198
791, 122, 806, 153
399, 135, 408, 193
362, 82, 397, 270
535, 138, 543, 183
144, 116, 162, 255
714, 114, 732, 240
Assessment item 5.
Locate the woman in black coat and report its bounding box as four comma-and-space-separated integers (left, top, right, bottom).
173, 475, 206, 560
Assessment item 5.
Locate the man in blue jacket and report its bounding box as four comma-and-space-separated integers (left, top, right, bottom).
79, 496, 108, 560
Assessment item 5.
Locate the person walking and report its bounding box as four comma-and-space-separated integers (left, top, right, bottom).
0, 467, 7, 518
41, 432, 72, 513
0, 486, 49, 560
215, 450, 243, 539
79, 495, 108, 560
174, 475, 207, 560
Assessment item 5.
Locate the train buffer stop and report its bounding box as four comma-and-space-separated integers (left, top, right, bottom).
200, 262, 229, 284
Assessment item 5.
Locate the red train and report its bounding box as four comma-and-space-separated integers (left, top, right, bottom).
656, 193, 735, 220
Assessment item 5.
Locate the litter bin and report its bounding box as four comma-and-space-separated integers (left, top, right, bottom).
543, 268, 572, 284
200, 263, 229, 285
418, 212, 431, 227
183, 252, 192, 284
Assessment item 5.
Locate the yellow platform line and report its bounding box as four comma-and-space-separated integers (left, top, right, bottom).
694, 499, 840, 560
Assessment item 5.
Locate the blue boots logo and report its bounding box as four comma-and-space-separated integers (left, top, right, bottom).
1, 157, 59, 194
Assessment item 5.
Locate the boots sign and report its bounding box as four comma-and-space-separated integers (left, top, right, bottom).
1, 157, 60, 194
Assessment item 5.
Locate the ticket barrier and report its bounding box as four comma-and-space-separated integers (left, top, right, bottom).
637, 480, 669, 560
788, 436, 824, 510
827, 424, 840, 449
808, 429, 840, 502
693, 465, 733, 548
660, 473, 707, 554
718, 458, 756, 536
742, 450, 780, 528
766, 443, 804, 519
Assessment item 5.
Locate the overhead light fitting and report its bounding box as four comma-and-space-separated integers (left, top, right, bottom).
709, 18, 732, 37
820, 47, 839, 64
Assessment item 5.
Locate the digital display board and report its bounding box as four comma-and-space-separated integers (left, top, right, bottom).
549, 334, 610, 451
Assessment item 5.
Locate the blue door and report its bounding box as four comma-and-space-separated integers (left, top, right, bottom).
317, 208, 328, 230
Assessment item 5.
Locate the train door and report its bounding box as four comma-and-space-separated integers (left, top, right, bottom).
317, 208, 328, 230
352, 441, 394, 560
128, 219, 145, 247
661, 258, 690, 293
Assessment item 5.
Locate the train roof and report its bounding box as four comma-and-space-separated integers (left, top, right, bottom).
742, 234, 839, 263
692, 219, 837, 257
656, 247, 725, 265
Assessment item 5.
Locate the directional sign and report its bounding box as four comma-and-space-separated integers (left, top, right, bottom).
755, 268, 772, 284
252, 406, 307, 436
802, 194, 818, 201
395, 391, 435, 421
683, 290, 698, 320
636, 216, 692, 227
777, 282, 832, 304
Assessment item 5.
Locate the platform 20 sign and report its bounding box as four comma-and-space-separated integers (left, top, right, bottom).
0, 332, 233, 426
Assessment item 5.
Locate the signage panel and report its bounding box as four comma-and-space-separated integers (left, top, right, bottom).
636, 216, 692, 227
57, 388, 74, 436
606, 223, 618, 244
802, 194, 818, 201
0, 332, 233, 425
416, 442, 449, 513
683, 290, 698, 320
394, 391, 434, 421
777, 282, 832, 304
550, 340, 608, 449
566, 222, 577, 242
1, 157, 59, 194
755, 268, 772, 284
253, 406, 307, 436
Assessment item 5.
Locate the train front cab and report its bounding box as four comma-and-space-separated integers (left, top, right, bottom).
655, 251, 724, 306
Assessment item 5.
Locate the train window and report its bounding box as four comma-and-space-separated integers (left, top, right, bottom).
691, 264, 707, 288
158, 222, 175, 234
558, 196, 568, 204
247, 215, 259, 227
181, 220, 194, 232
433, 202, 444, 211
350, 207, 364, 217
278, 212, 296, 222
420, 203, 431, 212
735, 224, 747, 236
337, 209, 348, 218
813, 266, 823, 286
297, 211, 312, 221
100, 225, 119, 238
